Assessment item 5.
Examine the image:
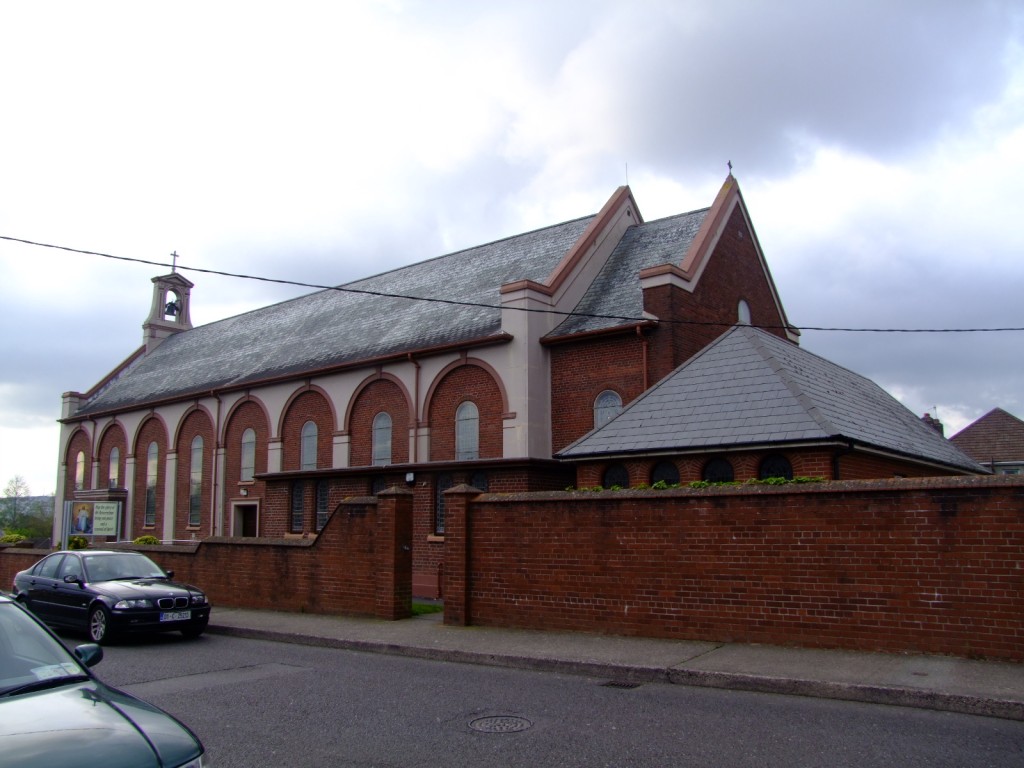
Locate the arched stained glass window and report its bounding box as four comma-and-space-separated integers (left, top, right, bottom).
74, 451, 86, 491
456, 402, 479, 461
301, 421, 318, 470
109, 447, 120, 489
241, 428, 256, 481
372, 412, 392, 466
189, 436, 203, 527
145, 442, 159, 527
594, 390, 623, 429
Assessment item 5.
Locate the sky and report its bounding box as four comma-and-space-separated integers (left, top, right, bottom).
1, 0, 1022, 496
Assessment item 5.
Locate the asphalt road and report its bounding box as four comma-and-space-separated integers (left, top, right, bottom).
82, 632, 1024, 768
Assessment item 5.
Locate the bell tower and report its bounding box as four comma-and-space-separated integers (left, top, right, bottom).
143, 263, 194, 353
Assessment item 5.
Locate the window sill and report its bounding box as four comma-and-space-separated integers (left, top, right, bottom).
426, 534, 445, 543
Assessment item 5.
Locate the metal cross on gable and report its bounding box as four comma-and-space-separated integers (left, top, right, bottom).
170, 250, 179, 273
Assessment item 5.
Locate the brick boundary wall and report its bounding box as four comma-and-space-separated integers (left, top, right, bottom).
443, 476, 1024, 661
1, 488, 414, 621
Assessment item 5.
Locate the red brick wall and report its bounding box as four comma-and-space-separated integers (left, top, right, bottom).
549, 207, 791, 454
348, 379, 410, 466
280, 390, 334, 471
550, 335, 647, 453
409, 463, 576, 599
428, 365, 503, 461
133, 418, 168, 536
64, 429, 92, 496
0, 491, 415, 620
97, 424, 127, 491
445, 476, 1024, 660
174, 409, 216, 540
575, 448, 965, 487
645, 205, 791, 378
223, 400, 270, 534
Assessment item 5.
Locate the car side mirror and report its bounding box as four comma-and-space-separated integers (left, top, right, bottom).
74, 643, 104, 668
165, 569, 174, 579
63, 574, 82, 585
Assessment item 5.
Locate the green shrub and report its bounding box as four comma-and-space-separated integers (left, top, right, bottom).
67, 535, 88, 550
1, 533, 27, 545
133, 535, 161, 546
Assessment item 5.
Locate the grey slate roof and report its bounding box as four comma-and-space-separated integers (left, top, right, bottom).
548, 209, 708, 337
78, 216, 596, 415
557, 325, 986, 474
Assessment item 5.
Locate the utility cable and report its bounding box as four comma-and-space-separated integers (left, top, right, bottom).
1, 234, 1021, 334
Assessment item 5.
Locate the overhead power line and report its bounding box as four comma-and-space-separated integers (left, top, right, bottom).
2, 234, 1022, 334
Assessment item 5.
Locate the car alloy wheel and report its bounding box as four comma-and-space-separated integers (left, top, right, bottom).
89, 605, 111, 644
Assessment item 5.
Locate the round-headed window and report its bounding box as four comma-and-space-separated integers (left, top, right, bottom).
602, 463, 630, 489
702, 458, 735, 483
758, 454, 793, 480
650, 461, 680, 486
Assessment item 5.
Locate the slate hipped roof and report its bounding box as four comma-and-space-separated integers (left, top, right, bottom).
557, 325, 986, 474
73, 196, 711, 417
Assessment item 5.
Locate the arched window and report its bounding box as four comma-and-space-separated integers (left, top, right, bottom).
300, 421, 318, 470
702, 457, 734, 483
758, 454, 793, 480
189, 436, 203, 527
650, 461, 680, 486
594, 390, 623, 429
240, 428, 256, 481
372, 412, 392, 466
74, 451, 86, 491
738, 299, 752, 325
145, 442, 159, 527
108, 447, 120, 489
456, 402, 479, 461
602, 463, 630, 489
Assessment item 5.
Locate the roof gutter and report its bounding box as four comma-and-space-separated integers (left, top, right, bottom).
542, 320, 657, 347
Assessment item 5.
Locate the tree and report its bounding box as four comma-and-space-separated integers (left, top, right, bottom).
1, 476, 30, 528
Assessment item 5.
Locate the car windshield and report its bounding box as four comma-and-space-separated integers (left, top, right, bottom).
0, 603, 88, 696
82, 553, 167, 582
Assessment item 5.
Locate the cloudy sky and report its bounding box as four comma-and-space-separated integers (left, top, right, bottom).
1, 1, 1022, 496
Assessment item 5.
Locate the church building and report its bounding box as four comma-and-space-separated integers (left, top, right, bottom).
54, 176, 983, 597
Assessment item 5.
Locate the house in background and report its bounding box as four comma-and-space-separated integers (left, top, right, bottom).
950, 408, 1024, 475
53, 175, 985, 598
557, 324, 986, 485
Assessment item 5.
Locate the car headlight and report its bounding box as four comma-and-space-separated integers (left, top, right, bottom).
114, 599, 153, 609
190, 593, 207, 606
176, 753, 209, 768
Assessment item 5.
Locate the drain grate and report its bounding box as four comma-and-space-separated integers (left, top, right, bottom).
469, 715, 533, 733
601, 680, 642, 689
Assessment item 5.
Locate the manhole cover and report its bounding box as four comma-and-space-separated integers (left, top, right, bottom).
469, 715, 533, 733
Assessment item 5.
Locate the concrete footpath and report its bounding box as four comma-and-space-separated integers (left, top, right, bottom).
206, 607, 1024, 721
